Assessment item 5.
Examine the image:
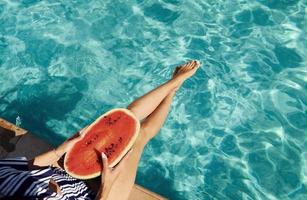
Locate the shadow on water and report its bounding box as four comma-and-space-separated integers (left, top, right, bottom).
144, 3, 181, 24
258, 0, 300, 10
1, 76, 88, 145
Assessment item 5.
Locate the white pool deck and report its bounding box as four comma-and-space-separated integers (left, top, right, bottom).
0, 117, 166, 200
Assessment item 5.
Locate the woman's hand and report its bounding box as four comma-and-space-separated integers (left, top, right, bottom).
55, 131, 82, 155
54, 127, 87, 158
96, 150, 132, 200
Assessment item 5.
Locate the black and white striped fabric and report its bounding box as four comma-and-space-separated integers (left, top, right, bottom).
0, 157, 96, 200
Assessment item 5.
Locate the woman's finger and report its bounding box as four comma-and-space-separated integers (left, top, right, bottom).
67, 126, 89, 141
65, 127, 89, 148
65, 135, 82, 150
68, 131, 81, 140
78, 126, 89, 138
101, 152, 109, 179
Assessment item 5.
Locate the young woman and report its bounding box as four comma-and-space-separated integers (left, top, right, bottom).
0, 60, 200, 200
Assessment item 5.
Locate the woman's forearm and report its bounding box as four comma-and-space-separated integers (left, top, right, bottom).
31, 147, 64, 167
31, 134, 80, 167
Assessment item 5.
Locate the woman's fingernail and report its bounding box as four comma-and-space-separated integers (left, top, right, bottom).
102, 153, 108, 160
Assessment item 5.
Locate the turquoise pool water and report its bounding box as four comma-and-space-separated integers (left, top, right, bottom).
0, 0, 306, 199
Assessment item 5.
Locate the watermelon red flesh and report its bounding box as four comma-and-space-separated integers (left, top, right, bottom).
64, 109, 140, 179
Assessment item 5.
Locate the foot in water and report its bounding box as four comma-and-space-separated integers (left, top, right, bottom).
172, 60, 201, 91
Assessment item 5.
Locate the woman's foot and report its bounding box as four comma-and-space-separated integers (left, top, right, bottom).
172, 60, 201, 91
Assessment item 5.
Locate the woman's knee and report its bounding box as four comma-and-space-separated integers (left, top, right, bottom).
127, 105, 143, 121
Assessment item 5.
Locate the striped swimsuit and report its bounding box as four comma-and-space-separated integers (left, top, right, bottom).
0, 157, 96, 199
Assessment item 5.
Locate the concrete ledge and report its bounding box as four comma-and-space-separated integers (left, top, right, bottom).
0, 117, 166, 200
6, 132, 54, 159
0, 117, 53, 159
0, 118, 24, 158
129, 185, 167, 200
0, 118, 27, 136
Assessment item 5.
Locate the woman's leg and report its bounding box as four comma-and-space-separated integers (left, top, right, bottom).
127, 60, 200, 121
107, 91, 176, 200
107, 61, 200, 200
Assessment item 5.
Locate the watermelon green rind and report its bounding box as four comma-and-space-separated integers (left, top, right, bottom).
64, 108, 140, 180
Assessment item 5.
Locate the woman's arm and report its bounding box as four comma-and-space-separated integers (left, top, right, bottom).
29, 131, 83, 168
95, 153, 112, 200
29, 148, 63, 168
95, 151, 132, 200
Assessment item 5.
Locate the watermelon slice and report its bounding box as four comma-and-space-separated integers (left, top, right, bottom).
64, 108, 140, 179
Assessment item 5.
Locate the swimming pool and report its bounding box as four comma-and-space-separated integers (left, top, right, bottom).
0, 0, 306, 199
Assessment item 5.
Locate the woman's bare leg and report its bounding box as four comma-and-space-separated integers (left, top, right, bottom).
128, 60, 200, 121
107, 62, 200, 200
107, 91, 176, 200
